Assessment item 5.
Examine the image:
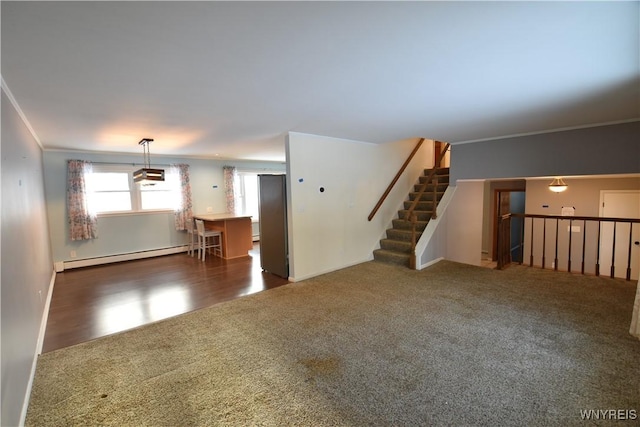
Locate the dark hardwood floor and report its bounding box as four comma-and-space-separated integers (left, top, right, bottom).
42, 243, 289, 353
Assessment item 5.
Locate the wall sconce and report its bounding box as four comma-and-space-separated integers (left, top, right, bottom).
548, 177, 568, 193
133, 138, 165, 185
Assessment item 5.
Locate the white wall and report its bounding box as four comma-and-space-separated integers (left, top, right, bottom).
1, 88, 54, 426
43, 150, 284, 265
444, 181, 485, 266
286, 133, 431, 281
414, 182, 484, 268
417, 187, 455, 268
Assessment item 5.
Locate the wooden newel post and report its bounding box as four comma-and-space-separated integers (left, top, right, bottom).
432, 176, 438, 220
409, 213, 417, 269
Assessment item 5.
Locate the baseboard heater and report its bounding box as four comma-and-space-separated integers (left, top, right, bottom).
56, 245, 189, 272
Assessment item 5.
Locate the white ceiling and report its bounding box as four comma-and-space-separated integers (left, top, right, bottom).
2, 1, 638, 162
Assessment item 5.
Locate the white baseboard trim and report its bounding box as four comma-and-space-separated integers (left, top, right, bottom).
36, 269, 56, 354
288, 256, 374, 282
20, 268, 56, 426
419, 257, 444, 270
61, 246, 188, 271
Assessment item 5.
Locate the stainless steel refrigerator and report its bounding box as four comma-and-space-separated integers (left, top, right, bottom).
258, 174, 288, 278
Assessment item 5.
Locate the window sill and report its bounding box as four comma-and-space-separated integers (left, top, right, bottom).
97, 209, 174, 218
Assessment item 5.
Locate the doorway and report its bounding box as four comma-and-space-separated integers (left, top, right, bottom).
492, 190, 526, 263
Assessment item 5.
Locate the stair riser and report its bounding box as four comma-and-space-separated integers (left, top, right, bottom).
408, 192, 445, 202
386, 229, 422, 242
419, 177, 449, 186
409, 185, 447, 195
403, 201, 436, 211
413, 182, 449, 193
392, 219, 428, 231
398, 210, 433, 222
380, 239, 412, 253
423, 167, 449, 175
373, 250, 410, 267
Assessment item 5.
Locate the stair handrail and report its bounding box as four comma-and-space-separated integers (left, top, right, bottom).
404, 142, 450, 222
406, 142, 450, 268
368, 138, 425, 221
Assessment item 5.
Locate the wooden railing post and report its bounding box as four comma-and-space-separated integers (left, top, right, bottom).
627, 223, 634, 281
409, 214, 417, 269
431, 176, 438, 220
503, 213, 639, 280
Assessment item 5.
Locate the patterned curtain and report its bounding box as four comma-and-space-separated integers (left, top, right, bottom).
223, 166, 238, 213
173, 163, 193, 230
67, 159, 98, 240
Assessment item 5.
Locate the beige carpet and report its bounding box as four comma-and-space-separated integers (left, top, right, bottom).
26, 261, 640, 426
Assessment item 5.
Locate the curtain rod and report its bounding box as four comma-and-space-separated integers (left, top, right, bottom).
89, 161, 175, 167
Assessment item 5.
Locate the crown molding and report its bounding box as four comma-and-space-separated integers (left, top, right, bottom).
451, 118, 640, 146
1, 75, 43, 149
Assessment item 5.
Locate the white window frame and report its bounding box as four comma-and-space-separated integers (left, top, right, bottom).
237, 171, 260, 221
236, 170, 286, 222
87, 164, 180, 216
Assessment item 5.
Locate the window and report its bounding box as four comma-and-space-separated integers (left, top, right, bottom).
236, 171, 285, 220
139, 175, 180, 211
86, 164, 180, 214
237, 173, 260, 220
87, 170, 132, 213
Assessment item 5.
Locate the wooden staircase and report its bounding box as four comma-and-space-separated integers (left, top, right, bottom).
373, 167, 450, 267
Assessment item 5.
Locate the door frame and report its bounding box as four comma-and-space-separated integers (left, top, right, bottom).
492, 188, 526, 261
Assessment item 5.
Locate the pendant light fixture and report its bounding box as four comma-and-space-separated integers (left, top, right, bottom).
133, 138, 165, 185
548, 177, 568, 193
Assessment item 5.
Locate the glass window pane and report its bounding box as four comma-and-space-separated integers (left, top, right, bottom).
243, 175, 259, 219
89, 172, 130, 192
139, 179, 170, 191
91, 192, 132, 213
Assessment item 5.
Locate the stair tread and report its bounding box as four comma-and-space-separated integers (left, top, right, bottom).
373, 248, 410, 257
380, 238, 411, 245
387, 228, 423, 235
398, 208, 433, 213
398, 210, 434, 215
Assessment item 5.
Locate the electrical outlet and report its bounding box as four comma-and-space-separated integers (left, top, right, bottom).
70, 250, 77, 258
206, 207, 213, 213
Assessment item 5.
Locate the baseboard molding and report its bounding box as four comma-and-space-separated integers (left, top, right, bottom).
61, 246, 188, 271
21, 267, 56, 425
37, 269, 56, 354
288, 256, 374, 282
419, 257, 444, 270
